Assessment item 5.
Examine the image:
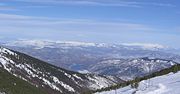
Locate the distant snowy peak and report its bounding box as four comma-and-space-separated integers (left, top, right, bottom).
4, 40, 168, 50
4, 40, 112, 48
4, 40, 81, 47
121, 43, 167, 50
4, 40, 55, 48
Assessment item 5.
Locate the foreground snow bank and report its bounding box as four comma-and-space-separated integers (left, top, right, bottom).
96, 71, 180, 94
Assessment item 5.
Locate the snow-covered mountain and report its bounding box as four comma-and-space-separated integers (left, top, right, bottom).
88, 57, 178, 80
4, 40, 167, 50
3, 40, 112, 48
121, 43, 167, 50
0, 46, 122, 94
95, 71, 180, 94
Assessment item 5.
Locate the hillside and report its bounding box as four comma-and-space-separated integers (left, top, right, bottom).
94, 64, 180, 94
95, 71, 180, 94
0, 46, 122, 94
0, 67, 47, 94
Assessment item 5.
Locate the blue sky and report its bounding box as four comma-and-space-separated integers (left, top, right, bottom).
0, 0, 180, 48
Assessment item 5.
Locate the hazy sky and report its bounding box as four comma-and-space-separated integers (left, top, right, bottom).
0, 0, 179, 48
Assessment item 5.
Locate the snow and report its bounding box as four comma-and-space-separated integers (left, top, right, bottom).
78, 70, 90, 74
5, 40, 55, 49
100, 60, 121, 64
96, 72, 180, 94
16, 63, 75, 92
13, 73, 28, 82
56, 41, 96, 47
64, 72, 72, 79
73, 74, 83, 81
121, 43, 166, 50
5, 40, 169, 51
5, 40, 97, 48
0, 47, 16, 55
0, 57, 8, 66
4, 40, 115, 49
16, 64, 38, 78
87, 75, 115, 90
0, 56, 15, 72
42, 78, 62, 92
51, 76, 75, 92
0, 92, 6, 94
0, 47, 16, 72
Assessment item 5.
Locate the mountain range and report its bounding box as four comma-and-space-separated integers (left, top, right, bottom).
2, 40, 180, 79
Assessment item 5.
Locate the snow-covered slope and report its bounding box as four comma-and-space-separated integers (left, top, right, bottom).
95, 71, 180, 94
0, 46, 122, 94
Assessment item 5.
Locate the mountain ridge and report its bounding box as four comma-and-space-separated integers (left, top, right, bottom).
0, 46, 122, 94
88, 57, 178, 80
3, 40, 167, 50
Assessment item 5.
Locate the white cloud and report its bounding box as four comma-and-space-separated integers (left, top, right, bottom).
149, 3, 175, 7
0, 13, 154, 32
0, 13, 178, 48
0, 13, 31, 19
0, 13, 160, 42
11, 0, 175, 8
10, 0, 139, 7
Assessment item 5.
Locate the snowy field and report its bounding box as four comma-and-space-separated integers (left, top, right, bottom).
95, 71, 180, 94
